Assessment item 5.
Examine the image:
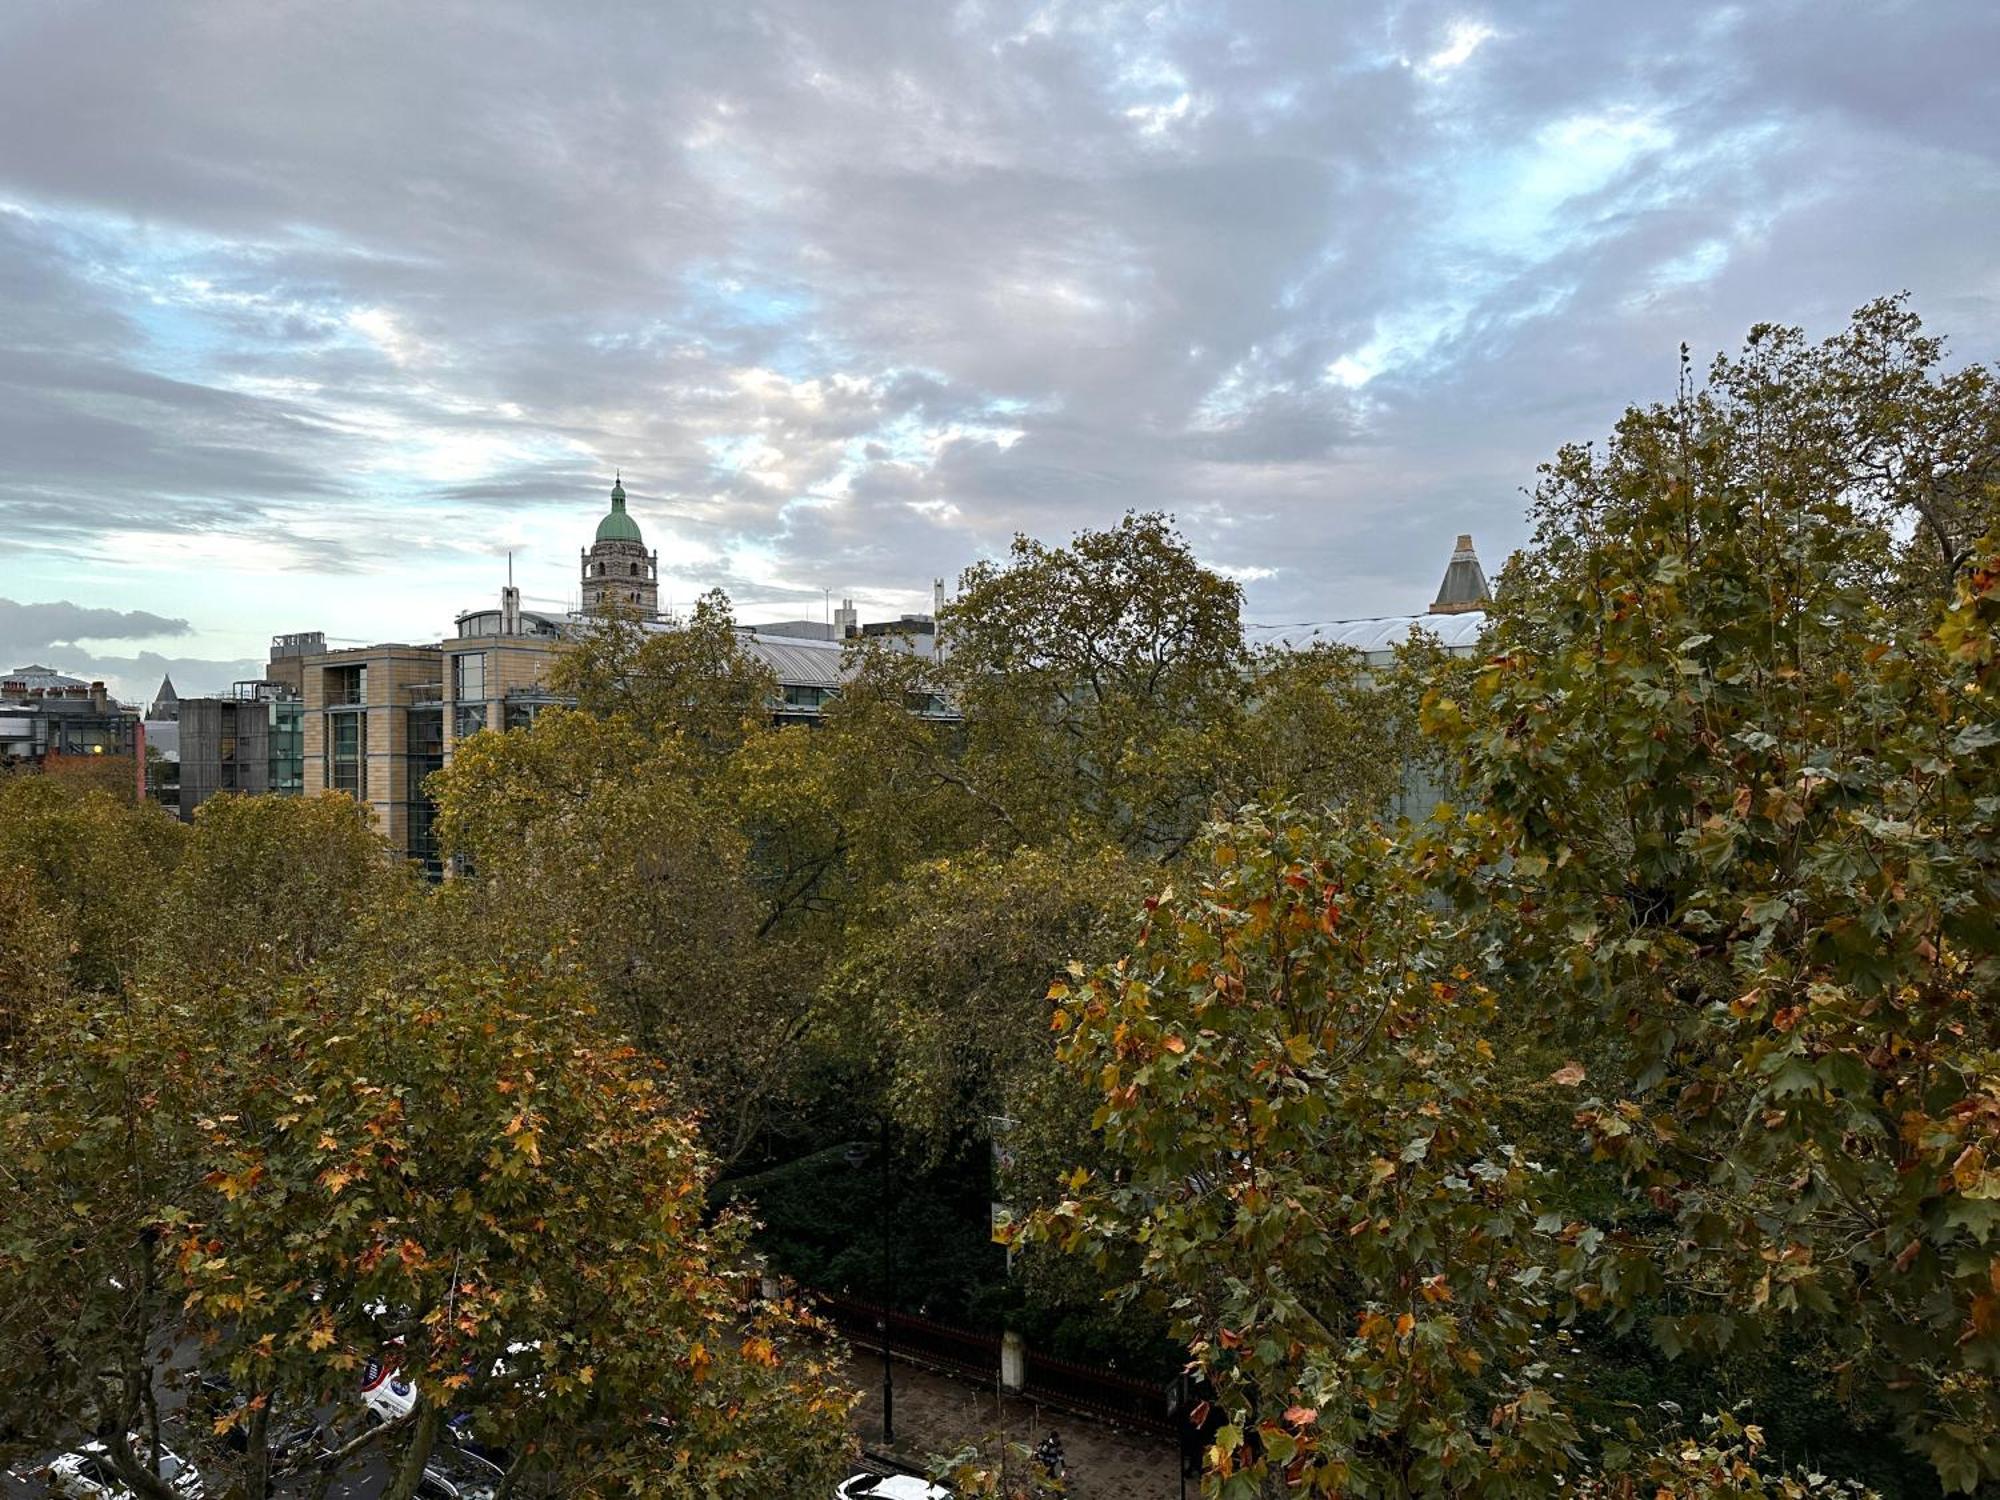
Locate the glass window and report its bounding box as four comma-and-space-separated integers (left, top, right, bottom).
454, 704, 487, 740
328, 710, 365, 798
324, 664, 367, 706
268, 700, 304, 794
452, 652, 487, 702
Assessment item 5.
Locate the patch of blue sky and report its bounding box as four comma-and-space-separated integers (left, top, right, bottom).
12, 199, 358, 386
1316, 108, 1677, 390
1444, 108, 1674, 264
680, 262, 815, 328
123, 296, 234, 384
703, 433, 780, 476
1652, 237, 1731, 289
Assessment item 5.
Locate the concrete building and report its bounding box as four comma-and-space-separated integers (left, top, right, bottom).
171, 634, 319, 823
445, 588, 571, 746
176, 682, 304, 820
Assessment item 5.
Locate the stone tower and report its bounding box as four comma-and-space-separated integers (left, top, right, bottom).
579, 474, 659, 617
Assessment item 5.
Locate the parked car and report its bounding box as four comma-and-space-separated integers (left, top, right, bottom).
358, 1353, 420, 1423
359, 1341, 538, 1427
47, 1439, 204, 1500
415, 1451, 503, 1500
834, 1473, 953, 1500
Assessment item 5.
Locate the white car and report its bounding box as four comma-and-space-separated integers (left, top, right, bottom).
48, 1439, 204, 1500
359, 1352, 420, 1422
834, 1474, 953, 1500
359, 1341, 539, 1424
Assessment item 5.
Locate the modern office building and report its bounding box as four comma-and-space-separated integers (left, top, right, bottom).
295, 641, 445, 866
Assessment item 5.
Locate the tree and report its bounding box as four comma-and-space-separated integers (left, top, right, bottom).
549, 591, 777, 761
1023, 302, 1990, 1496
0, 960, 859, 1500
1230, 643, 1416, 819
937, 513, 1250, 858
150, 791, 408, 988
1421, 305, 2000, 1491
825, 843, 1152, 1149
1026, 810, 1572, 1497
0, 862, 66, 1052
428, 711, 818, 1167
0, 774, 184, 994
0, 977, 216, 1500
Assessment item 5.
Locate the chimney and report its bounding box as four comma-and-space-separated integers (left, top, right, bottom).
933, 578, 946, 617
501, 584, 522, 637
834, 598, 859, 639
1429, 534, 1492, 615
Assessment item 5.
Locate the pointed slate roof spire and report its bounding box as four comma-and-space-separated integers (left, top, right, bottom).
1429, 534, 1491, 615
149, 674, 179, 720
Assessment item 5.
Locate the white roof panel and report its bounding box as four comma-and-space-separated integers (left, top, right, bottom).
1316, 610, 1489, 657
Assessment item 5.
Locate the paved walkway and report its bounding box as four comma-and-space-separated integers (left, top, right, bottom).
843, 1353, 1184, 1499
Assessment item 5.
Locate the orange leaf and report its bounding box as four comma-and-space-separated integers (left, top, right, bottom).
1284, 1405, 1318, 1427
1548, 1061, 1587, 1087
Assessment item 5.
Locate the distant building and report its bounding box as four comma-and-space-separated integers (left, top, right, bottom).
295, 640, 445, 869
579, 475, 659, 616
1314, 535, 1494, 666
176, 680, 304, 821
0, 667, 138, 766
1429, 534, 1491, 615
1310, 534, 1494, 821
148, 674, 179, 721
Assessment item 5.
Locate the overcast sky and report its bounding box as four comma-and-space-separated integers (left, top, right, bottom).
2, 0, 1996, 701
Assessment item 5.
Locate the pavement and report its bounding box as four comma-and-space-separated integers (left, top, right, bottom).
843, 1353, 1186, 1500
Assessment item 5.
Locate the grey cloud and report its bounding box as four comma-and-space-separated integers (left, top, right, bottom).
0, 0, 1996, 625
0, 603, 252, 706
0, 598, 192, 653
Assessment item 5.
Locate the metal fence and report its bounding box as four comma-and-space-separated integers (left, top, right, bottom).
809, 1291, 1176, 1440
815, 1292, 999, 1383
1023, 1348, 1174, 1439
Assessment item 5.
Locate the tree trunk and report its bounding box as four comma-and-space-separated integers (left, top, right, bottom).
243, 1402, 271, 1500
380, 1403, 443, 1500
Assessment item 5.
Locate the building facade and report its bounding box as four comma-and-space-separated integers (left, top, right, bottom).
297, 641, 444, 865
0, 668, 138, 766
176, 683, 305, 819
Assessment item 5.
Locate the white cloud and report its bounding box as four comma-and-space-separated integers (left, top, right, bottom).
1420, 19, 1497, 78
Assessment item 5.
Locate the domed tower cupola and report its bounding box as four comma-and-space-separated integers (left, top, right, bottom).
580, 472, 660, 617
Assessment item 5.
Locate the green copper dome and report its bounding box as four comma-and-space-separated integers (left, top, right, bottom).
594, 476, 643, 544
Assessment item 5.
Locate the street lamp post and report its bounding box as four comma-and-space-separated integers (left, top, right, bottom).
879, 1114, 894, 1444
